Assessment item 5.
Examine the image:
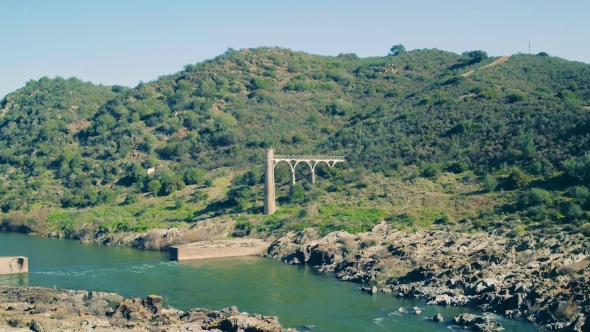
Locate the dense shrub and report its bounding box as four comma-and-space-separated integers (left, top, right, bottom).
506, 168, 531, 189
482, 174, 498, 192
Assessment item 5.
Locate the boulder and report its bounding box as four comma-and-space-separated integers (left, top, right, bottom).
142, 294, 163, 314
431, 313, 444, 322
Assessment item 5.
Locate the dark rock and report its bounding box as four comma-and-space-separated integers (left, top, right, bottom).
30, 320, 44, 332
431, 313, 444, 322
142, 294, 162, 314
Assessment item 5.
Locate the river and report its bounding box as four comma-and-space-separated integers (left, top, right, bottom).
0, 232, 540, 331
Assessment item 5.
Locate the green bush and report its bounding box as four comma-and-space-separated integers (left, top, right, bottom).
564, 153, 590, 181
289, 184, 306, 203
507, 92, 526, 103
571, 186, 590, 207
450, 161, 469, 173
233, 220, 253, 237
434, 215, 451, 225
506, 168, 531, 189
183, 168, 206, 185
524, 188, 553, 206
482, 174, 498, 192
421, 163, 440, 178
567, 204, 584, 220
147, 180, 162, 196
227, 186, 255, 210
123, 194, 140, 205
174, 196, 185, 209
252, 77, 272, 90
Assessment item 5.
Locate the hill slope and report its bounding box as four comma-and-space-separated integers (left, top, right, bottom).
1, 47, 590, 240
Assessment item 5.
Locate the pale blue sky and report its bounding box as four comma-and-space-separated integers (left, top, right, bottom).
1, 0, 589, 98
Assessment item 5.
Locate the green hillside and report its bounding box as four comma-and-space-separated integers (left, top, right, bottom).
1, 47, 590, 240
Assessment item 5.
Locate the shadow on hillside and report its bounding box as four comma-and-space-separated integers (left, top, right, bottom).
190, 200, 233, 222
448, 62, 471, 71
458, 189, 486, 197
527, 174, 578, 192
556, 120, 590, 144
448, 58, 484, 71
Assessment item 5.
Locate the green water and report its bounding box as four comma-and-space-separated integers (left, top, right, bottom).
0, 232, 540, 331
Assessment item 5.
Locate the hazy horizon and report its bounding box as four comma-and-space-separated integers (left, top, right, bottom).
2, 0, 589, 98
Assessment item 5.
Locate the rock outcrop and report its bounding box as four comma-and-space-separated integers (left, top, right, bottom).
0, 286, 294, 331
263, 222, 590, 331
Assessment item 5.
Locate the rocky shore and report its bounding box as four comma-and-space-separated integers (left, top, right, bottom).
0, 286, 294, 331
263, 222, 590, 331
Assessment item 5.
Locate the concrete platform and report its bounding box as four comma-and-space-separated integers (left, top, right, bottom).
170, 239, 269, 261
0, 256, 28, 274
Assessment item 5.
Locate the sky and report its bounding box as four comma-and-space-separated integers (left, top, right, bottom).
1, 0, 589, 98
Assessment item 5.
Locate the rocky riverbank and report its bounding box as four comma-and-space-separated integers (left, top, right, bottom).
0, 286, 294, 331
263, 222, 590, 331
42, 217, 232, 251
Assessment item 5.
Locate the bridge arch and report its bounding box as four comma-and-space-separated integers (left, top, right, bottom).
264, 149, 345, 215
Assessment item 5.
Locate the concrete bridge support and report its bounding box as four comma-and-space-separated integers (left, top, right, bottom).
264, 149, 276, 215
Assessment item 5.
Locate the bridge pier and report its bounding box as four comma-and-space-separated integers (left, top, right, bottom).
290, 168, 296, 185
264, 149, 276, 215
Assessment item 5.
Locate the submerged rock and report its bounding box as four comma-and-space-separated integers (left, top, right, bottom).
431, 313, 444, 322
452, 313, 503, 331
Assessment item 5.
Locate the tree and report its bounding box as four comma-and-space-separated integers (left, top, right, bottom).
508, 92, 526, 103
148, 180, 162, 196
482, 174, 498, 192
227, 186, 254, 209
126, 162, 147, 185
463, 50, 488, 63
564, 153, 590, 181
233, 167, 262, 186
174, 196, 185, 209
183, 168, 206, 185
507, 168, 531, 189
421, 163, 440, 179
389, 44, 406, 56
289, 184, 305, 203
124, 193, 139, 205
524, 188, 553, 206
154, 168, 185, 196
519, 135, 536, 158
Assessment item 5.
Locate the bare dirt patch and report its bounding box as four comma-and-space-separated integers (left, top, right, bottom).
461, 56, 510, 77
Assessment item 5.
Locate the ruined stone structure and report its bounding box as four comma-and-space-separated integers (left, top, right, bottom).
0, 256, 28, 275
169, 239, 269, 261
264, 149, 344, 215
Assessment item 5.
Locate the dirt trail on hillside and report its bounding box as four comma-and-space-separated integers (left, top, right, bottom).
582, 106, 590, 110
461, 55, 510, 77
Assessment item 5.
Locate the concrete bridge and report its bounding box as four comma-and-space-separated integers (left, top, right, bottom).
264, 149, 344, 215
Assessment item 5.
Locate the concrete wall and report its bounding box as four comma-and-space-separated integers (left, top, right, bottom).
170, 245, 268, 261
0, 256, 28, 274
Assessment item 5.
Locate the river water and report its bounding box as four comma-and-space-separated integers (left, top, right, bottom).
0, 232, 540, 331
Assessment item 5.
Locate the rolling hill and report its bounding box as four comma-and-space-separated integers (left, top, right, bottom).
1, 47, 590, 240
